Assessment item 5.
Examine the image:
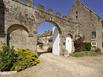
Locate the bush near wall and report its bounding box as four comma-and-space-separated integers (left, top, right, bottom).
81, 42, 91, 51
47, 46, 52, 53
74, 36, 85, 52
0, 45, 40, 72
0, 45, 17, 71
37, 41, 43, 49
11, 49, 40, 72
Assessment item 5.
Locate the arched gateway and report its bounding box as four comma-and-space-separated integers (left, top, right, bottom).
0, 0, 103, 56
37, 21, 62, 55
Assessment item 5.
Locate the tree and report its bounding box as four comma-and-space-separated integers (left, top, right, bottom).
74, 35, 85, 52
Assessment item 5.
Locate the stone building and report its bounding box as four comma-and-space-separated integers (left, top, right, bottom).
38, 30, 52, 45
68, 0, 103, 51
0, 0, 103, 56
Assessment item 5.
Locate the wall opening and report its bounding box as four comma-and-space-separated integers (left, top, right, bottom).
91, 31, 96, 39
7, 24, 29, 49
37, 21, 61, 56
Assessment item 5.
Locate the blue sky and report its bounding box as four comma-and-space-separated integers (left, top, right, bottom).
33, 0, 103, 34
37, 22, 54, 34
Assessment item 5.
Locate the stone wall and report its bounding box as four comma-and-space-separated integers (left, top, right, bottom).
0, 0, 37, 50
0, 0, 103, 54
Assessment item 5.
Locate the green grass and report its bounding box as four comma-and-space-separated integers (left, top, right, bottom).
70, 51, 102, 57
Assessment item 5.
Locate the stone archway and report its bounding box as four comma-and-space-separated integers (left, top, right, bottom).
7, 24, 30, 49
36, 21, 62, 56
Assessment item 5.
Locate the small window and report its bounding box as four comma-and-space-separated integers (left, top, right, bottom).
76, 11, 78, 20
76, 11, 78, 14
92, 32, 96, 39
76, 15, 78, 19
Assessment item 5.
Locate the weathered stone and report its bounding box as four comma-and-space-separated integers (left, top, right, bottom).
0, 0, 103, 55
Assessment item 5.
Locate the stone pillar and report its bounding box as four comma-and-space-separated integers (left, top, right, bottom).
96, 25, 103, 53
60, 34, 64, 56
28, 28, 37, 51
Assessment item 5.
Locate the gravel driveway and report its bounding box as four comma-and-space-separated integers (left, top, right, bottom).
1, 53, 103, 77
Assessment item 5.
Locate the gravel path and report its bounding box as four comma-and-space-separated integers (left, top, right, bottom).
1, 53, 103, 77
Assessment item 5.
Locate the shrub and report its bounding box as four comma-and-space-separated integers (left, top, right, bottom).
39, 44, 43, 49
11, 49, 40, 72
74, 36, 85, 52
37, 41, 43, 49
0, 45, 17, 71
81, 43, 91, 51
47, 46, 52, 53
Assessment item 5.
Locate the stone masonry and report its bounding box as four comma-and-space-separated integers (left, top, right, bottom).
0, 0, 103, 54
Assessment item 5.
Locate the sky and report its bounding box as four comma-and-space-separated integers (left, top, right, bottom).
33, 0, 103, 34
37, 22, 54, 34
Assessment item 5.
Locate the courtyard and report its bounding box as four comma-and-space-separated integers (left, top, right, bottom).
1, 53, 103, 77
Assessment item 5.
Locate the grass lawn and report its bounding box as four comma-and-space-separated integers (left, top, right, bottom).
70, 51, 102, 57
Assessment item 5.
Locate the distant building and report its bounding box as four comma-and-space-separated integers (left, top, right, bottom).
38, 30, 52, 45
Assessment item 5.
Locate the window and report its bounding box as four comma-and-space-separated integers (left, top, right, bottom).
76, 11, 78, 14
92, 32, 96, 39
76, 16, 78, 19
76, 11, 78, 20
